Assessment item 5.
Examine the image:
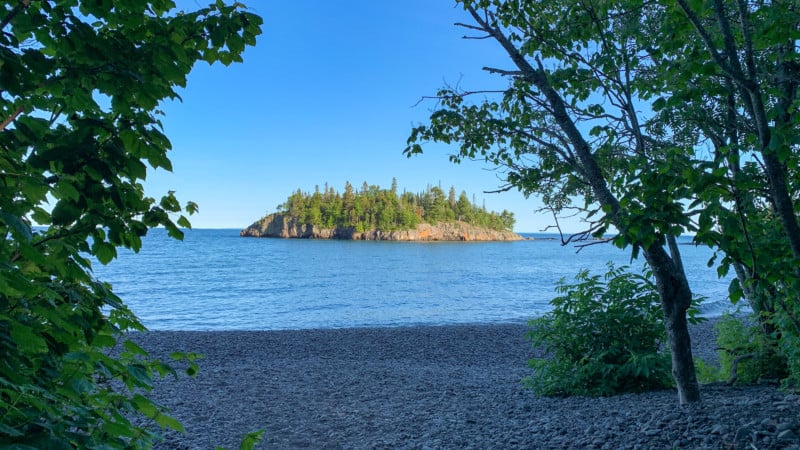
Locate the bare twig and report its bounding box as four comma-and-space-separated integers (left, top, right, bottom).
454, 21, 486, 32
573, 237, 614, 252
411, 88, 512, 106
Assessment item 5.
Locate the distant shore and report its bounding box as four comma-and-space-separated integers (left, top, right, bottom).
132, 319, 800, 449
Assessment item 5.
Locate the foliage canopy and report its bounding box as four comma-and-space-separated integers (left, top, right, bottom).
0, 1, 261, 447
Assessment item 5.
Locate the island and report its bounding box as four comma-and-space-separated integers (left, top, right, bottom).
240, 180, 522, 241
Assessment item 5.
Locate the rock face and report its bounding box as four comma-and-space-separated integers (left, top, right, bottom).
240, 213, 522, 241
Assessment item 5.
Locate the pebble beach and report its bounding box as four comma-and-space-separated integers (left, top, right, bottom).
132, 320, 800, 449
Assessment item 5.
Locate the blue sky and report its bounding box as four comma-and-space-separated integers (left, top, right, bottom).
148, 1, 577, 233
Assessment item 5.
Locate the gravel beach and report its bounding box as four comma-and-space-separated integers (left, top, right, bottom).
133, 320, 800, 449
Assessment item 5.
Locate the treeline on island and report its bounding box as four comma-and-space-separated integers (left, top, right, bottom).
272, 179, 515, 232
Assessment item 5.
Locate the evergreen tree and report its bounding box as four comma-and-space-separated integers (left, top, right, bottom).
265, 181, 514, 231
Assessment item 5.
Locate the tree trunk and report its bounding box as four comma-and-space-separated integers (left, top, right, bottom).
645, 243, 701, 404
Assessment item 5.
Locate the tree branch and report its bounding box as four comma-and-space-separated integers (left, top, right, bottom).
463, 34, 493, 40
733, 0, 757, 82
540, 206, 611, 250
726, 352, 756, 385
0, 105, 24, 132
667, 234, 685, 275
483, 66, 523, 76
466, 6, 621, 219
454, 21, 486, 32
573, 236, 614, 253
483, 185, 514, 194
675, 0, 736, 79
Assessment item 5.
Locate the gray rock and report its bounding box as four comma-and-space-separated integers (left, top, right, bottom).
779, 429, 799, 441
711, 424, 729, 435
734, 426, 756, 447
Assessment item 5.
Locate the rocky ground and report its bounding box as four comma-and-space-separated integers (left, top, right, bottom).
131, 320, 800, 449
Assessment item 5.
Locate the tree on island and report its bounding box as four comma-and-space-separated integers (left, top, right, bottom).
0, 1, 262, 447
272, 179, 516, 232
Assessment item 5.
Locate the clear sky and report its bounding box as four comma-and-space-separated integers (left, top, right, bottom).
148, 1, 579, 233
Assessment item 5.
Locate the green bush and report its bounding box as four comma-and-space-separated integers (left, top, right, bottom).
714, 314, 788, 385
770, 300, 800, 390
0, 271, 202, 448
693, 358, 724, 384
780, 332, 800, 389
525, 263, 673, 396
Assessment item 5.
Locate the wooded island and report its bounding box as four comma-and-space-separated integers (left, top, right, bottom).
241, 180, 521, 241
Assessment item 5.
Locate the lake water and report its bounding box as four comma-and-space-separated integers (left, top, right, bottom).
91, 229, 735, 330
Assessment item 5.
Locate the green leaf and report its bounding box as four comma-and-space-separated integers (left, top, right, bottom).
239, 430, 265, 450
177, 215, 192, 228
0, 422, 25, 437
10, 323, 48, 354
126, 364, 154, 388
165, 222, 184, 240
186, 201, 199, 215
0, 212, 32, 241
123, 339, 149, 356
155, 413, 185, 432
132, 394, 159, 417
54, 180, 80, 202
92, 241, 118, 265
51, 200, 82, 226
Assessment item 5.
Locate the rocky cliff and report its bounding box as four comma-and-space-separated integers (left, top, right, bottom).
240, 214, 522, 241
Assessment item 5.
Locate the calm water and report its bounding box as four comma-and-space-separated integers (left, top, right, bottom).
91, 229, 734, 330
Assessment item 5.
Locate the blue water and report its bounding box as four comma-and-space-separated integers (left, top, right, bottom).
91, 229, 734, 330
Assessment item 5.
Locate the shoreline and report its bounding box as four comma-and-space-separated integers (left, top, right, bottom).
132, 320, 799, 449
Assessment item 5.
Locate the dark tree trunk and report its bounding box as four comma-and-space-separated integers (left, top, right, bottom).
645, 243, 701, 404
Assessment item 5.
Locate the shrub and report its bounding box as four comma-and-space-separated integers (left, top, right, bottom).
769, 300, 800, 390
0, 276, 200, 448
779, 332, 800, 389
693, 358, 724, 384
525, 263, 674, 396
714, 314, 788, 385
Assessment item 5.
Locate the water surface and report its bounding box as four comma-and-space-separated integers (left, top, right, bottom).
92, 229, 733, 330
